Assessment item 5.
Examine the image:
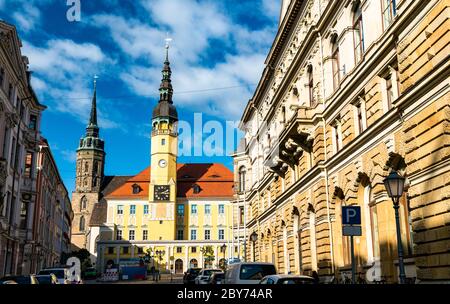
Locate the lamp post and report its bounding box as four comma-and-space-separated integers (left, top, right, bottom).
221, 244, 227, 270
250, 232, 258, 262
155, 249, 165, 281
383, 170, 406, 284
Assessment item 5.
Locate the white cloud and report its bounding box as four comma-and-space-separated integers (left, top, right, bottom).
22, 39, 119, 129
12, 3, 40, 31
61, 150, 77, 163
262, 0, 282, 19
89, 0, 276, 120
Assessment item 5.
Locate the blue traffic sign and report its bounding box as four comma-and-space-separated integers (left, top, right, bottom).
342, 206, 361, 225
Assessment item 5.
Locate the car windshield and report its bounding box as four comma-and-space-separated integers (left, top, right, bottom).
189, 269, 200, 275
203, 270, 221, 276
279, 278, 315, 284
39, 269, 65, 279
36, 276, 53, 284
240, 265, 276, 280
0, 276, 31, 284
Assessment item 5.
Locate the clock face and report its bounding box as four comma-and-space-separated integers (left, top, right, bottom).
154, 185, 170, 201
159, 159, 167, 168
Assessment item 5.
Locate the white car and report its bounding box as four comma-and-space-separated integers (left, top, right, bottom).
38, 267, 80, 284
259, 274, 316, 285
223, 262, 277, 284
194, 269, 223, 284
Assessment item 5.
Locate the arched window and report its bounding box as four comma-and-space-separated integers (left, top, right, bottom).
353, 1, 364, 63
282, 222, 289, 274
331, 34, 341, 90
79, 216, 85, 231
189, 258, 198, 268
307, 65, 315, 107
308, 205, 317, 271
238, 166, 246, 193
93, 160, 98, 174
84, 161, 89, 173
81, 196, 87, 211
281, 106, 286, 124
292, 208, 302, 274
365, 185, 380, 262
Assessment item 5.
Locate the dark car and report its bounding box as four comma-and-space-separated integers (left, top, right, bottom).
183, 268, 201, 284
0, 275, 39, 284
208, 272, 225, 285
35, 274, 59, 284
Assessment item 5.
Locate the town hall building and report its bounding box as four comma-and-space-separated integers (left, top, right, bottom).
70, 45, 235, 274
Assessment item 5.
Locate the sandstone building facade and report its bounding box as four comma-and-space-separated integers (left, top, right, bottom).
234, 0, 449, 283
0, 21, 72, 276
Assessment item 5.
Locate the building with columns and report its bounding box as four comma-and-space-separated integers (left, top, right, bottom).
72, 46, 234, 273
234, 0, 449, 283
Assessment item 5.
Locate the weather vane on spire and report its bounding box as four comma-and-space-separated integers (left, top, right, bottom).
165, 33, 172, 61
93, 74, 99, 90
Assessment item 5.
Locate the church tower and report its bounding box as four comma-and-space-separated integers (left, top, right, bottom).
148, 42, 178, 240
71, 77, 106, 250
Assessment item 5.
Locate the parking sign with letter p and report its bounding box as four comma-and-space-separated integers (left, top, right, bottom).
342, 206, 361, 225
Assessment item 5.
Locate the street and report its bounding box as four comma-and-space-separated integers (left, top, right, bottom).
84, 274, 184, 284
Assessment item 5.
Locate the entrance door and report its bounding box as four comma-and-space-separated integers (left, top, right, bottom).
175, 259, 183, 274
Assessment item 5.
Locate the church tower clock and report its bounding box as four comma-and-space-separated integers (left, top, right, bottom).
149, 41, 178, 240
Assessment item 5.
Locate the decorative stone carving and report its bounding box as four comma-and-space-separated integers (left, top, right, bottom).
5, 112, 18, 128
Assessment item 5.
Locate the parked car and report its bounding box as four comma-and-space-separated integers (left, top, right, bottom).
0, 275, 39, 284
224, 262, 277, 284
259, 274, 316, 285
38, 267, 81, 284
83, 267, 97, 280
35, 274, 59, 284
183, 268, 201, 284
195, 269, 223, 284
208, 272, 225, 284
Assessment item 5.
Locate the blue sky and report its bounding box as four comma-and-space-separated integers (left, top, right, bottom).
0, 0, 280, 194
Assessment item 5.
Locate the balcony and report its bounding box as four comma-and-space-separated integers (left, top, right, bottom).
151, 129, 177, 137
264, 106, 314, 177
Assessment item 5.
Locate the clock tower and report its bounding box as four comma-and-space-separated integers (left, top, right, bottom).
149, 41, 178, 239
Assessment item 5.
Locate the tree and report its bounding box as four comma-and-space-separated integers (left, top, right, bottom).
68, 249, 92, 274
200, 246, 215, 266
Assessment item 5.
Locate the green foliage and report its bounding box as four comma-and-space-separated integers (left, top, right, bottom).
200, 246, 215, 262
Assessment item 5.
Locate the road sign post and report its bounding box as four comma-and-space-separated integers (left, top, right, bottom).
342, 206, 362, 284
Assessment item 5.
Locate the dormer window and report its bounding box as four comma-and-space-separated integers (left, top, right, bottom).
193, 184, 201, 194
132, 184, 141, 194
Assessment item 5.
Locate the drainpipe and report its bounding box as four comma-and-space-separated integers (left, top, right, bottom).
318, 31, 336, 278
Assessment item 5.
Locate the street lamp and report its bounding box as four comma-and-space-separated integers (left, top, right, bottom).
250, 232, 258, 262
221, 244, 227, 269
155, 249, 165, 280
383, 170, 406, 284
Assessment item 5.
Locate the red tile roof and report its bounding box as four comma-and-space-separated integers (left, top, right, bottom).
105, 163, 234, 199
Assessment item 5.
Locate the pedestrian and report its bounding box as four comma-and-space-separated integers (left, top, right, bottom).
150, 266, 155, 281
312, 271, 320, 284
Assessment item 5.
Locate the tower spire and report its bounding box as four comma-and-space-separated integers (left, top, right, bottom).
86, 75, 99, 137
152, 38, 178, 121
159, 37, 174, 104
